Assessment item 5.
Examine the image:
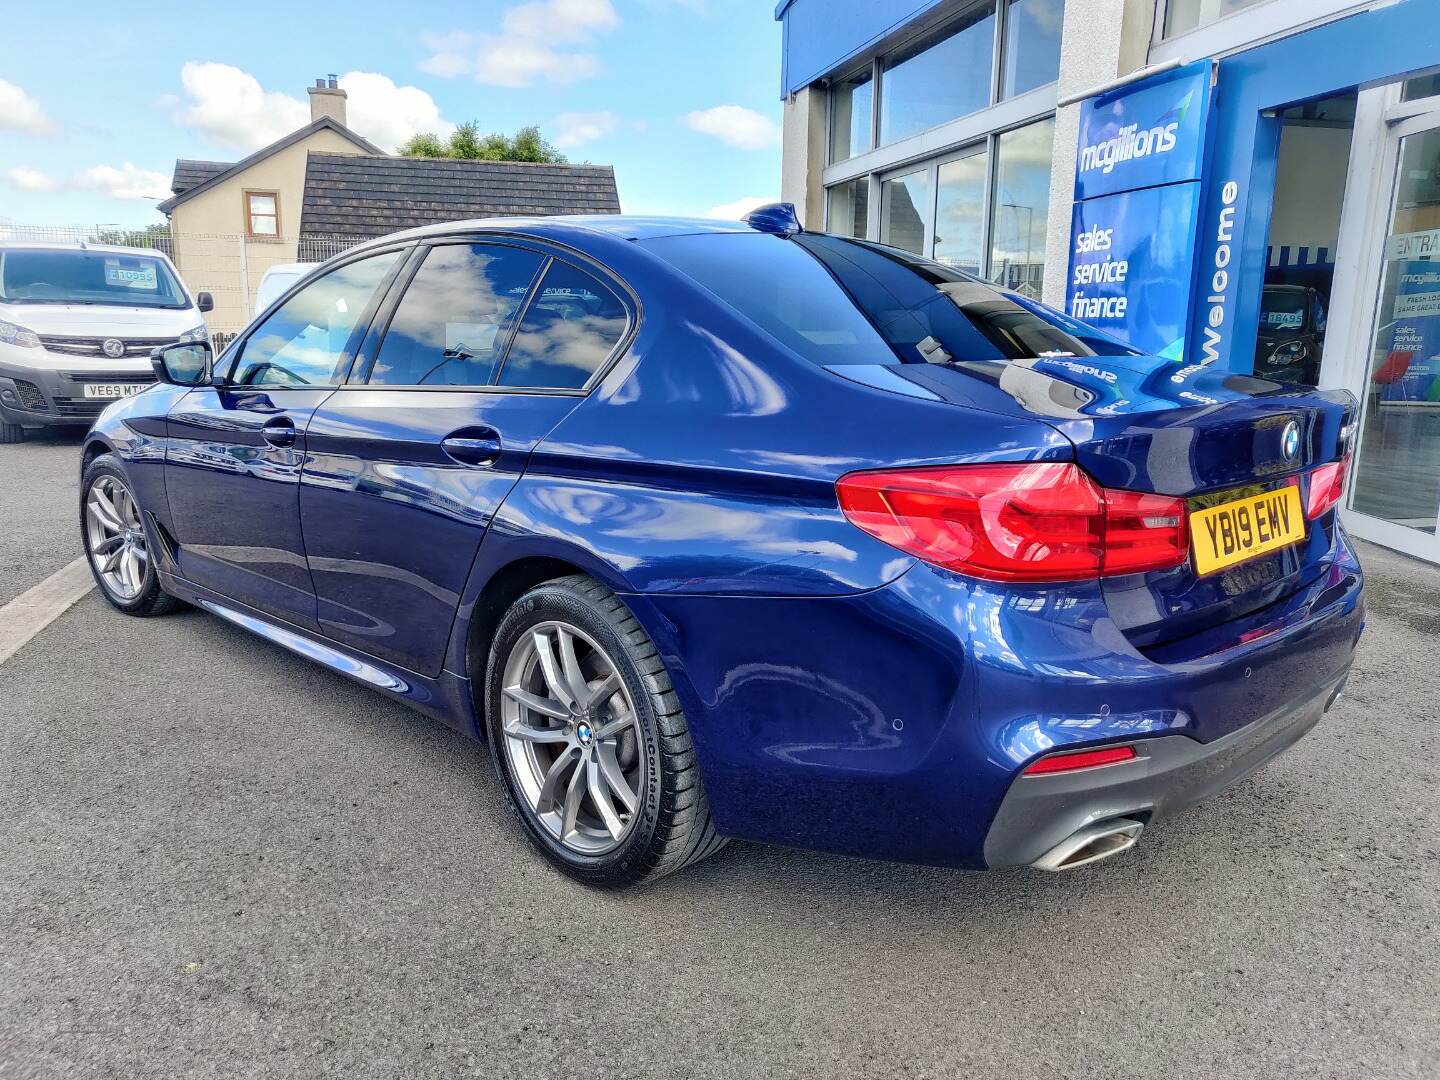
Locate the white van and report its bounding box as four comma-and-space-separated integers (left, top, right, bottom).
0, 241, 211, 442
255, 262, 316, 315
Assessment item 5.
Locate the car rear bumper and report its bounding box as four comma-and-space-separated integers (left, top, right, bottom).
632, 522, 1364, 870
982, 670, 1348, 868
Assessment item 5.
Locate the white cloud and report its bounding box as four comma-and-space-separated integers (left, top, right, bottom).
421, 0, 619, 88
174, 62, 308, 150
554, 110, 619, 148
503, 0, 618, 42
479, 43, 601, 88
418, 31, 476, 77
172, 62, 454, 153
72, 163, 171, 201
338, 72, 456, 151
6, 162, 168, 201
705, 195, 776, 220
6, 167, 59, 192
0, 79, 54, 137
682, 105, 780, 150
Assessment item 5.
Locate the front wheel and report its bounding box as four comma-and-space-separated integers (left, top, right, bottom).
485, 575, 726, 887
0, 420, 24, 444
80, 454, 178, 616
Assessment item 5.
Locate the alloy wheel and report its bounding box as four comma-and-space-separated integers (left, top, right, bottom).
500, 620, 644, 856
84, 474, 148, 601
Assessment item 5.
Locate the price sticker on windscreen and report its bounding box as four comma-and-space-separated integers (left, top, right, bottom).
104, 258, 158, 290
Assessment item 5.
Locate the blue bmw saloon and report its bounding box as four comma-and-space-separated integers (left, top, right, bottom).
79, 207, 1363, 886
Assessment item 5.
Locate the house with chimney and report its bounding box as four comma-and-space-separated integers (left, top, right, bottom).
158, 76, 622, 334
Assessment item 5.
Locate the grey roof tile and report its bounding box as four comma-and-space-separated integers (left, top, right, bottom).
170, 159, 233, 194
297, 152, 622, 238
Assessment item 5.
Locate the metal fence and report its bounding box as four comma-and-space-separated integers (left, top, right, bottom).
0, 222, 365, 338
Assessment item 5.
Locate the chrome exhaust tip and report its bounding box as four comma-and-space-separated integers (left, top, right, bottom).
1325, 678, 1348, 712
1032, 817, 1145, 872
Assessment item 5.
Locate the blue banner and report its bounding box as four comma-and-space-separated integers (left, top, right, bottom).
1067, 184, 1201, 359
1074, 61, 1213, 201
1066, 60, 1215, 362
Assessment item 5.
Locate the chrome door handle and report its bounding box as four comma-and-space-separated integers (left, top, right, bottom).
441, 428, 501, 467
262, 418, 297, 447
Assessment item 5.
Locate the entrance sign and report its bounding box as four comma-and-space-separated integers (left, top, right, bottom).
1066, 62, 1214, 361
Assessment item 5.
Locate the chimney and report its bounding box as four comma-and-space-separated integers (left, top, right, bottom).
308, 74, 347, 126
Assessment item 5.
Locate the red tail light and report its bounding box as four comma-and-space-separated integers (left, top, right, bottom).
1305, 457, 1350, 520
1023, 744, 1138, 775
836, 462, 1188, 582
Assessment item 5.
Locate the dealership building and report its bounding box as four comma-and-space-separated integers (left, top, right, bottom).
775, 0, 1440, 563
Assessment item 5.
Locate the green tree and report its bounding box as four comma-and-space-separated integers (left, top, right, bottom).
94, 222, 173, 255
399, 122, 567, 163
399, 131, 447, 157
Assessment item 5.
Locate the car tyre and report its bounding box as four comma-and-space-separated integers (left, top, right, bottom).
485, 574, 727, 887
80, 454, 178, 617
0, 420, 24, 444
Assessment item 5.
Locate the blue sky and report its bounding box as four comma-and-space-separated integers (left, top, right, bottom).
0, 0, 782, 228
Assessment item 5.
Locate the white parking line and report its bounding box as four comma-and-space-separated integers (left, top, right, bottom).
0, 557, 95, 665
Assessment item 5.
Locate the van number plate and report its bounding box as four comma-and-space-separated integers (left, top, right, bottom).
1190, 485, 1306, 576
82, 383, 147, 399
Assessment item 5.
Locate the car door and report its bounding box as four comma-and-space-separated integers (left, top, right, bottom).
298, 239, 634, 676
164, 247, 407, 628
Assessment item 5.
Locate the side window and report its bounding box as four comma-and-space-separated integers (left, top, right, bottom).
496, 261, 629, 389
230, 251, 401, 387
367, 244, 546, 386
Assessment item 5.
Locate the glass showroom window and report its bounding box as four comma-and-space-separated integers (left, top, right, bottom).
988, 118, 1055, 298
1162, 0, 1265, 38
830, 68, 874, 163
1002, 0, 1064, 99
934, 148, 988, 274
880, 4, 997, 145
880, 170, 930, 255
1402, 72, 1440, 101
826, 178, 869, 238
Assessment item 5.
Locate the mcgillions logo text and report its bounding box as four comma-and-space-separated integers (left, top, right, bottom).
1079, 122, 1180, 175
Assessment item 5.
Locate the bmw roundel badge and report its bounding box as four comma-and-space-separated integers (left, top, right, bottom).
1282, 420, 1301, 461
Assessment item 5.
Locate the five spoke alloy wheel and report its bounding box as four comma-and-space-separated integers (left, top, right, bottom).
499, 620, 643, 856
85, 473, 149, 601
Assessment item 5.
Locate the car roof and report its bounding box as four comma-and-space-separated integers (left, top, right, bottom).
343, 213, 755, 255
0, 239, 172, 259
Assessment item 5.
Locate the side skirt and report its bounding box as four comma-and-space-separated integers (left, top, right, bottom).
158, 570, 482, 740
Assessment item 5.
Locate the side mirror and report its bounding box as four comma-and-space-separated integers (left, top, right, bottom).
196, 291, 214, 313
151, 341, 212, 386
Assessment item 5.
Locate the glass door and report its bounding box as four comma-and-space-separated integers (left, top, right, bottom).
1346, 109, 1440, 556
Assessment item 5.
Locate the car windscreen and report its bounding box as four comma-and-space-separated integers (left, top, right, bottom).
0, 249, 189, 308
643, 231, 1139, 367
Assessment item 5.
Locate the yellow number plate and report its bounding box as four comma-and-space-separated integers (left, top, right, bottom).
1190, 485, 1306, 576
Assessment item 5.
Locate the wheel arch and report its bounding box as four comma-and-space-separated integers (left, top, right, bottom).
463, 555, 593, 695
81, 434, 114, 472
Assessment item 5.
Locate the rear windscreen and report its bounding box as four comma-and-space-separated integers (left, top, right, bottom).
0, 249, 188, 308
644, 231, 1138, 367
